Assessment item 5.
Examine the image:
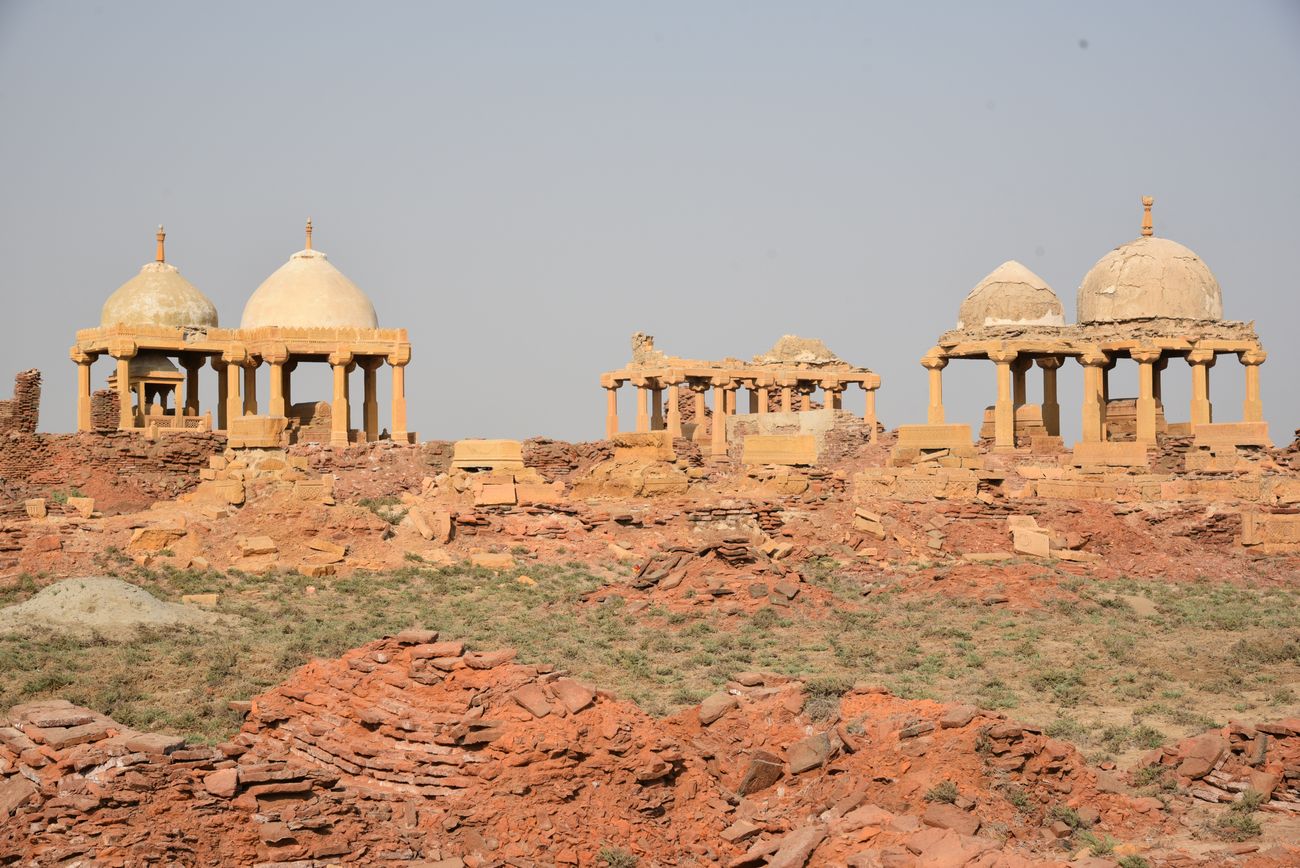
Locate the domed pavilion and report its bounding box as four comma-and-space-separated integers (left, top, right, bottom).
71, 221, 412, 447
913, 197, 1267, 453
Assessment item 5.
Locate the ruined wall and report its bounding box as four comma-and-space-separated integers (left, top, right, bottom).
0, 370, 40, 435
0, 431, 222, 513
91, 389, 119, 432
522, 437, 614, 482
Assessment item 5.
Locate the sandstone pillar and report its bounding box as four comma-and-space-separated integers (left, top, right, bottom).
690, 383, 709, 446
182, 358, 201, 417
604, 385, 619, 438
711, 381, 728, 456
1037, 356, 1062, 437
634, 384, 649, 433
282, 360, 297, 412
862, 385, 878, 443
361, 359, 381, 441
242, 363, 259, 416
329, 352, 353, 447
109, 342, 137, 430
666, 383, 682, 438
781, 386, 793, 413
71, 349, 95, 432
725, 385, 737, 415
922, 350, 947, 424
262, 346, 289, 418
224, 361, 243, 429
756, 383, 769, 414
651, 385, 664, 431
990, 351, 1017, 450
799, 386, 812, 413
211, 357, 229, 431
1079, 352, 1108, 443
1240, 350, 1266, 423
1152, 357, 1166, 405
1131, 349, 1161, 446
389, 358, 408, 442
1012, 358, 1030, 408
1188, 349, 1215, 427
747, 386, 758, 414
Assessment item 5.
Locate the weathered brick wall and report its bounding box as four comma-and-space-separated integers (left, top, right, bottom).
91, 389, 120, 432
0, 370, 40, 435
522, 438, 613, 482
0, 431, 222, 513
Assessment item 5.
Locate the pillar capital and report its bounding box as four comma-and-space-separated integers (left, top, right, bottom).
819, 378, 844, 392
921, 350, 948, 370
107, 338, 138, 360
599, 373, 622, 390
329, 350, 355, 367
1187, 348, 1216, 367
1130, 347, 1163, 365
988, 349, 1018, 365
261, 343, 290, 366
69, 347, 98, 365
1240, 349, 1267, 366
357, 356, 385, 372
1035, 355, 1064, 371
686, 377, 712, 393
1078, 349, 1110, 367
387, 345, 412, 367
222, 345, 250, 366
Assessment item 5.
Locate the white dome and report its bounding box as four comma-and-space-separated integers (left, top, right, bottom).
101, 261, 218, 329
957, 261, 1065, 329
1077, 235, 1222, 324
240, 247, 378, 330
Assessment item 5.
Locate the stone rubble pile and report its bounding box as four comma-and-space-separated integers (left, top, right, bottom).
1137, 718, 1300, 811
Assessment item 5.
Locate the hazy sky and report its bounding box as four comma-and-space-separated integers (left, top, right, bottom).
2, 2, 1298, 443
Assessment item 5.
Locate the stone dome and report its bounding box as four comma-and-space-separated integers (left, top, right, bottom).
127, 352, 180, 378
100, 261, 218, 329
957, 261, 1065, 329
240, 247, 378, 330
1077, 235, 1222, 323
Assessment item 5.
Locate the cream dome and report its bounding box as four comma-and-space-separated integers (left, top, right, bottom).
1077, 235, 1222, 324
101, 261, 218, 329
240, 245, 379, 330
957, 261, 1065, 329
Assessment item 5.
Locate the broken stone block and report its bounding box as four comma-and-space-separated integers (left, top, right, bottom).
787, 731, 837, 774
551, 678, 594, 714
66, 496, 95, 518
698, 692, 738, 726
237, 535, 278, 557
307, 537, 347, 558
128, 526, 186, 553
736, 749, 784, 795
203, 768, 238, 798
475, 483, 517, 507
1012, 528, 1050, 559
23, 498, 46, 519
922, 802, 980, 837
511, 684, 552, 718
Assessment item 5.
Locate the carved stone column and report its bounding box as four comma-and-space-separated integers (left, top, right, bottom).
108, 340, 137, 430
798, 383, 813, 413
1011, 357, 1032, 408
922, 349, 947, 425
282, 360, 297, 412
329, 351, 354, 447
711, 378, 728, 456
989, 350, 1017, 450
861, 383, 879, 443
666, 380, 682, 438
388, 346, 410, 442
1188, 349, 1216, 428
1036, 356, 1062, 437
263, 345, 289, 417
634, 380, 650, 433
1078, 351, 1109, 443
222, 347, 248, 429
1131, 348, 1162, 445
1240, 350, 1266, 423
181, 356, 202, 417
604, 385, 620, 438
360, 358, 382, 441
210, 356, 229, 431
70, 348, 97, 432
687, 379, 710, 445
651, 384, 665, 431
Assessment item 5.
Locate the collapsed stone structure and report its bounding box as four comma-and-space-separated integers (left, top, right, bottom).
600, 333, 881, 460
915, 198, 1267, 457
70, 222, 412, 448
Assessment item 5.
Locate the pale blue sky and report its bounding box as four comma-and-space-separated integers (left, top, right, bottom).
2, 2, 1297, 442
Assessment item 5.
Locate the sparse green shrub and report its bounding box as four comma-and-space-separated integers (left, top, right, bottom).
924, 780, 959, 804
599, 847, 638, 868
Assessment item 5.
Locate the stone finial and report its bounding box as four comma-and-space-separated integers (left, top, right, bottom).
1141, 196, 1154, 237
156, 225, 166, 263
305, 217, 313, 250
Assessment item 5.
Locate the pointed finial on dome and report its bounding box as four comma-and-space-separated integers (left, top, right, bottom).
305, 217, 313, 251
155, 225, 166, 262
1141, 196, 1154, 237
